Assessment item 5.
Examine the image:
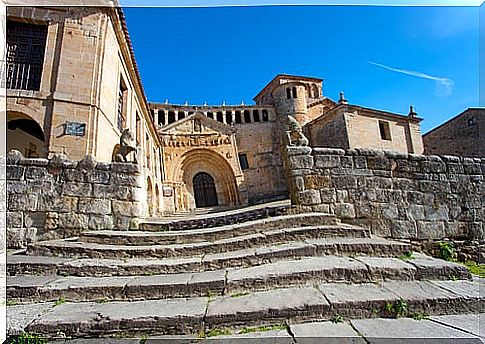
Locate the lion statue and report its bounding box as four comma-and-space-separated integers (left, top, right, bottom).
114, 128, 138, 162
286, 115, 309, 147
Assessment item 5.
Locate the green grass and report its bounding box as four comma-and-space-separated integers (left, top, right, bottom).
205, 328, 232, 337
411, 312, 430, 321
461, 261, 485, 278
437, 242, 455, 262
7, 332, 47, 344
331, 315, 344, 324
238, 324, 287, 334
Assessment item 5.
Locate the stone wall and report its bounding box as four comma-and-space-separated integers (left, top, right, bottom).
6, 150, 144, 248
287, 146, 484, 240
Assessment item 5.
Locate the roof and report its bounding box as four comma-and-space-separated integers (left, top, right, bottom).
423, 107, 484, 137
253, 74, 323, 101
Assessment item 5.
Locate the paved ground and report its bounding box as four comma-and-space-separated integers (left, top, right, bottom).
43, 313, 484, 343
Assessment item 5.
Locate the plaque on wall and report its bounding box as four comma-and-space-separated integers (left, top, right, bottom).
65, 122, 86, 136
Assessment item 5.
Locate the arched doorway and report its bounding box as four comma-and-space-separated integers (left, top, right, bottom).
7, 112, 46, 157
193, 172, 218, 208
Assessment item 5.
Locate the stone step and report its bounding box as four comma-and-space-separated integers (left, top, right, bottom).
80, 213, 345, 245
139, 199, 297, 231
7, 254, 471, 303
10, 238, 412, 277
12, 278, 483, 338
28, 230, 399, 260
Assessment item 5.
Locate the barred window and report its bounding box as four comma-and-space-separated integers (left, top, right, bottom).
6, 21, 48, 91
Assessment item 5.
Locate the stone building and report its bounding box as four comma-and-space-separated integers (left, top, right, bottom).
150, 74, 424, 212
5, 5, 163, 216
6, 6, 425, 215
423, 108, 484, 157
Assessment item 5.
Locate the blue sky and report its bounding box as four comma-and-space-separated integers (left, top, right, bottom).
124, 5, 480, 133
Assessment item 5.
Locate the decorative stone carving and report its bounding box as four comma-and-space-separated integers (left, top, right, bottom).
114, 129, 138, 163
286, 115, 309, 147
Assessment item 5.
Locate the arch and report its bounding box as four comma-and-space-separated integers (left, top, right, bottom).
243, 110, 251, 123
178, 111, 185, 121
312, 84, 319, 98
172, 149, 239, 209
7, 111, 47, 157
262, 109, 269, 122
146, 176, 153, 216
235, 111, 242, 124
225, 111, 233, 124
193, 172, 218, 207
286, 88, 291, 99
155, 184, 160, 215
252, 110, 260, 122
292, 87, 297, 98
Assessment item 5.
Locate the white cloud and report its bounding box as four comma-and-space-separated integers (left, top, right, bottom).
368, 61, 454, 97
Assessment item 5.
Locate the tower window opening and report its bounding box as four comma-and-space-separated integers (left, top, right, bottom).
378, 121, 391, 141
168, 111, 176, 124
178, 111, 185, 121
225, 111, 233, 124
158, 110, 165, 125
253, 110, 260, 122
286, 88, 291, 99
262, 110, 269, 122
235, 111, 242, 124
238, 153, 249, 170
243, 110, 251, 123
216, 111, 223, 123
292, 87, 297, 98
207, 112, 214, 119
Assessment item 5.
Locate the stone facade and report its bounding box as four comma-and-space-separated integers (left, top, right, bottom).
287, 146, 484, 240
423, 108, 484, 158
6, 150, 143, 248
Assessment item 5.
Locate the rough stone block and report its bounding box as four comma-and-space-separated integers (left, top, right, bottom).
7, 165, 25, 180
424, 206, 449, 221
7, 227, 37, 249
340, 156, 353, 168
335, 203, 356, 219
380, 204, 399, 219
336, 190, 348, 203
366, 177, 393, 189
304, 175, 331, 189
405, 191, 434, 205
417, 221, 445, 239
367, 155, 392, 170
7, 181, 27, 194
110, 162, 140, 173
7, 211, 23, 228
419, 161, 446, 173
463, 163, 481, 175
354, 156, 367, 169
37, 195, 78, 213
312, 147, 345, 155
112, 173, 143, 187
62, 182, 92, 197
78, 198, 111, 215
112, 200, 142, 217
88, 215, 114, 230
289, 155, 314, 169
24, 212, 46, 228
314, 155, 340, 168
92, 184, 137, 201
419, 181, 451, 193
391, 220, 417, 239
58, 212, 89, 229
405, 204, 425, 221
319, 188, 336, 203
86, 170, 110, 184
25, 166, 52, 181
61, 169, 86, 182
287, 146, 312, 156
298, 190, 321, 206
332, 175, 357, 189
8, 193, 38, 211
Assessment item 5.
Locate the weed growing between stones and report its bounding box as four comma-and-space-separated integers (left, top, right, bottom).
139, 333, 148, 344
438, 242, 456, 261
206, 290, 219, 301
53, 297, 65, 307
205, 328, 232, 337
238, 324, 287, 334
331, 315, 344, 323
385, 299, 408, 318
7, 332, 46, 344
398, 251, 415, 260
449, 274, 458, 281
411, 312, 430, 320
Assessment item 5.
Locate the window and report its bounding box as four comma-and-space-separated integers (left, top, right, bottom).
378, 121, 391, 141
158, 110, 166, 125
194, 119, 202, 132
262, 109, 269, 122
225, 111, 233, 124
238, 154, 249, 170
253, 110, 260, 122
468, 117, 476, 126
178, 111, 185, 121
207, 112, 214, 119
216, 111, 223, 123
117, 78, 128, 132
6, 21, 48, 91
235, 111, 242, 124
243, 110, 251, 123
292, 87, 297, 98
168, 111, 176, 124
135, 112, 141, 145
286, 88, 291, 99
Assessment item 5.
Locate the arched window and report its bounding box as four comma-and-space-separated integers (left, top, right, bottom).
168, 111, 176, 124
178, 111, 185, 121
235, 111, 242, 124
253, 110, 260, 122
262, 110, 269, 122
225, 111, 233, 124
286, 88, 291, 99
216, 111, 223, 123
207, 112, 214, 119
292, 87, 297, 98
158, 110, 165, 125
243, 110, 251, 123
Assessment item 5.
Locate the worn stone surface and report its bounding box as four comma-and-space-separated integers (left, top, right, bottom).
429, 313, 485, 339
291, 321, 365, 342
354, 256, 416, 281
7, 302, 55, 335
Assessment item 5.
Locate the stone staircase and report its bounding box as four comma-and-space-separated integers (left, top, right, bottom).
6, 202, 483, 340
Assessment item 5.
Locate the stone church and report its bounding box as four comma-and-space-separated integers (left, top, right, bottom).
5, 5, 424, 216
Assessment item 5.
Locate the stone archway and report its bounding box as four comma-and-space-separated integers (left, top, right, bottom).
7, 111, 47, 157
193, 172, 218, 208
172, 149, 240, 210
